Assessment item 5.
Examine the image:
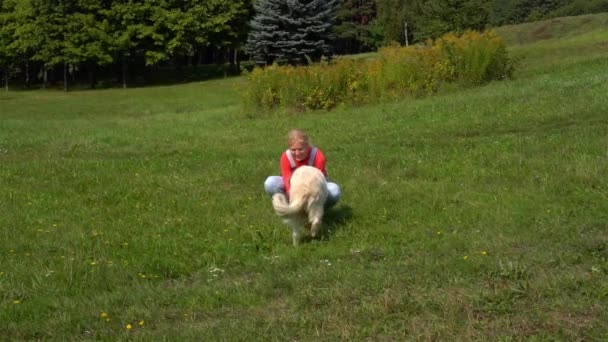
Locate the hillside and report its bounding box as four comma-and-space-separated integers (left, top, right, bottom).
1, 14, 607, 340
494, 12, 608, 45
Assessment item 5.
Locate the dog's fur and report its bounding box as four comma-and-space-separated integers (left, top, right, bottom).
272, 165, 328, 246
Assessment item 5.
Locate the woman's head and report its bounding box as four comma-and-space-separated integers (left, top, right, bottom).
287, 129, 310, 161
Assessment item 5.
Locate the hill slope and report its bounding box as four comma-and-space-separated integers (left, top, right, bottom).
1, 14, 607, 340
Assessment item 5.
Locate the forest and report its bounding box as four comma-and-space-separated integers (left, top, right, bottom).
1, 0, 606, 89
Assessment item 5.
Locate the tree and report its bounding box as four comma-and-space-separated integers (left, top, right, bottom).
246, 0, 339, 65
374, 0, 423, 45
62, 1, 113, 89
103, 1, 160, 88
0, 0, 16, 90
510, 0, 564, 22
333, 0, 377, 54
181, 0, 253, 69
414, 0, 491, 41
3, 0, 42, 87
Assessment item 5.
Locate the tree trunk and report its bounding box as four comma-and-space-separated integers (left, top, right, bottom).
3, 65, 8, 92
122, 57, 127, 89
63, 62, 68, 92
42, 65, 48, 89
235, 49, 240, 74
25, 62, 30, 87
198, 50, 204, 66
89, 62, 97, 89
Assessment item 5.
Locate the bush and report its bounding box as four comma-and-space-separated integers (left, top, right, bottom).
437, 30, 514, 86
242, 30, 514, 116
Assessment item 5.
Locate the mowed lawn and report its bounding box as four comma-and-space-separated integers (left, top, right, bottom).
1, 14, 608, 340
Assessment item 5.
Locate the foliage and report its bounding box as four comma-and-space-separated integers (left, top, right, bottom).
547, 0, 608, 18
374, 0, 414, 45
1, 0, 607, 89
242, 30, 513, 114
333, 0, 378, 54
414, 0, 492, 42
0, 0, 252, 89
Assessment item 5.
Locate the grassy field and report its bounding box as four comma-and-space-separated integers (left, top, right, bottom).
1, 14, 608, 340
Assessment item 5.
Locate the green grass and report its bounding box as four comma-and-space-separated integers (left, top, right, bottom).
1, 14, 608, 340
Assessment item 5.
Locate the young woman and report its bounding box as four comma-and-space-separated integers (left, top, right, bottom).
264, 129, 341, 207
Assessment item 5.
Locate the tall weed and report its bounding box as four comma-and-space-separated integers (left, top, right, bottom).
242, 30, 514, 116
437, 30, 514, 86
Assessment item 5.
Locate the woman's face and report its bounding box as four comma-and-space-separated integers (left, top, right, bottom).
289, 140, 309, 161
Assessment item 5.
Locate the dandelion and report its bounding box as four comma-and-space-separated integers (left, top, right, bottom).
100, 312, 109, 319
90, 262, 97, 266
126, 324, 133, 330
13, 300, 21, 304
480, 251, 488, 256
436, 231, 442, 235
463, 255, 469, 260
139, 320, 145, 327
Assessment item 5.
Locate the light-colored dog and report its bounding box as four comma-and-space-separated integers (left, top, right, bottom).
272, 165, 328, 246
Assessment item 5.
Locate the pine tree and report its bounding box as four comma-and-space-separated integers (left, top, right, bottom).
246, 0, 338, 65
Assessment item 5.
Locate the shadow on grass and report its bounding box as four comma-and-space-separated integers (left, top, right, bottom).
273, 203, 353, 245
320, 204, 353, 241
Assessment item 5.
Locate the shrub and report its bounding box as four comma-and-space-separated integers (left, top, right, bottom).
435, 30, 514, 86
242, 30, 514, 115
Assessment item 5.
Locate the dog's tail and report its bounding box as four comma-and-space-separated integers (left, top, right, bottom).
272, 193, 307, 217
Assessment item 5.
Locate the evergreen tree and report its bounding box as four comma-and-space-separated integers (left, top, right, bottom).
246, 0, 338, 65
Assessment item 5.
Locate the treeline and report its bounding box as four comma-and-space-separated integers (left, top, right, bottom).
350, 0, 608, 51
1, 0, 606, 90
0, 0, 253, 89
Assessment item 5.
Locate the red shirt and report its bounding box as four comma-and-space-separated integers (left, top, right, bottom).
280, 147, 327, 193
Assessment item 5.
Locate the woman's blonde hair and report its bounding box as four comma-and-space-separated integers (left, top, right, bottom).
287, 129, 309, 145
